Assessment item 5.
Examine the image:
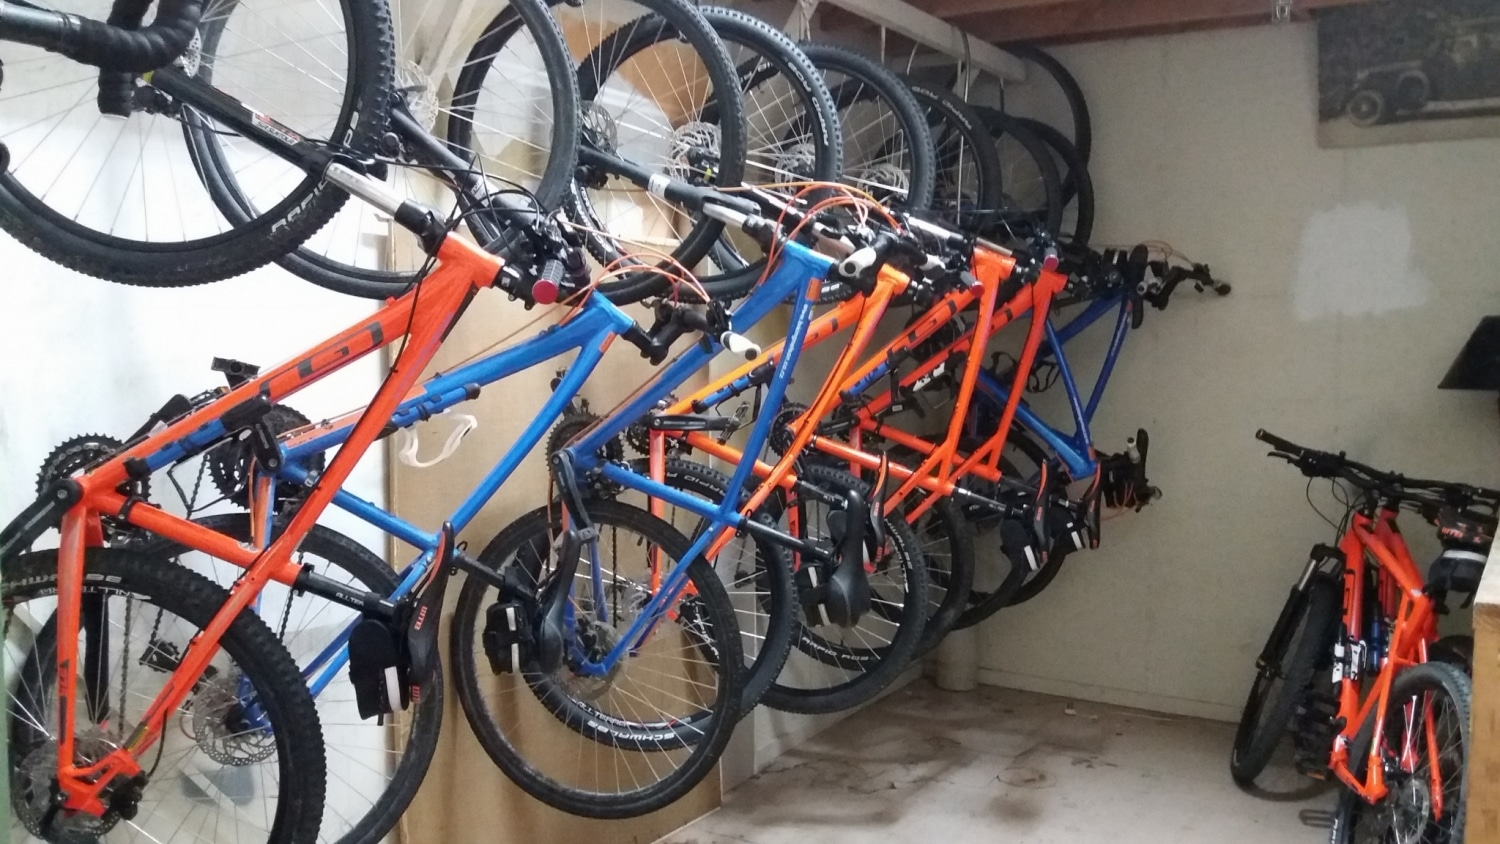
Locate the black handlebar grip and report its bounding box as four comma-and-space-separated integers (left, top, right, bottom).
0, 0, 203, 72
1255, 429, 1300, 454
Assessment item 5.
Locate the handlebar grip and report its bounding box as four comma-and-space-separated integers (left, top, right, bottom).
0, 0, 202, 72
839, 232, 896, 278
1255, 429, 1301, 455
531, 259, 565, 306
720, 331, 760, 361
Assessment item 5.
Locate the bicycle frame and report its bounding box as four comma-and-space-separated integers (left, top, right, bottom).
666, 246, 1068, 524
1326, 507, 1442, 807
968, 289, 1133, 480
31, 232, 503, 815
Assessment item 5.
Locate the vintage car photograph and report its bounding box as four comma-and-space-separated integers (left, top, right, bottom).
1319, 0, 1500, 147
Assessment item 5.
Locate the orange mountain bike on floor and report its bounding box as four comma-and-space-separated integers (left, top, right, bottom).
1233, 430, 1498, 844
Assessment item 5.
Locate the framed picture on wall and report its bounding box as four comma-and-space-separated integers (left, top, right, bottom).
1318, 0, 1500, 148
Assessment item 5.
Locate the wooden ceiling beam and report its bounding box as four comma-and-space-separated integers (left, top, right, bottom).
950, 0, 1376, 45
919, 0, 1082, 26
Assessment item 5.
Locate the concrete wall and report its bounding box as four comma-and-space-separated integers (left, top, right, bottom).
973, 22, 1500, 721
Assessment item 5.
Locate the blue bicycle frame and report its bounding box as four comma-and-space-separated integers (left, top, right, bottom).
272, 240, 837, 690
972, 291, 1133, 479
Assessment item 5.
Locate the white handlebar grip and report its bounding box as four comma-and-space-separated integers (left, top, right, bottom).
839, 245, 877, 278
721, 331, 762, 360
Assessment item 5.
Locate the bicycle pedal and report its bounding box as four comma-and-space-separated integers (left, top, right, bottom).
347, 617, 409, 721
1294, 759, 1331, 780
483, 600, 534, 674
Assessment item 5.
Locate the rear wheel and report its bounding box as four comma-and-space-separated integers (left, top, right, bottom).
1332, 661, 1471, 844
972, 106, 1062, 238
5, 548, 325, 843
1230, 572, 1340, 785
142, 515, 443, 844
902, 76, 1001, 232
0, 0, 393, 286
565, 0, 748, 304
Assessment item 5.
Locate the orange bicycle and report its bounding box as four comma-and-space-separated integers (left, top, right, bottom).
1233, 430, 1497, 844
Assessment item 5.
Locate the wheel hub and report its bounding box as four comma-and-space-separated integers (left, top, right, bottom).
582, 103, 619, 154
395, 59, 440, 134
776, 141, 818, 180
560, 618, 625, 701
187, 673, 276, 766
853, 162, 909, 200
15, 731, 125, 839
1389, 774, 1433, 844
669, 121, 721, 183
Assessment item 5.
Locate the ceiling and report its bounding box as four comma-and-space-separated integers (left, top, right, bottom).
825, 0, 1381, 46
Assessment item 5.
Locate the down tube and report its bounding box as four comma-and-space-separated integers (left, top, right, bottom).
572, 242, 835, 460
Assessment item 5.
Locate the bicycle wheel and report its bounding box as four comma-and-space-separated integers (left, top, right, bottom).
691, 7, 844, 302
5, 548, 324, 843
1230, 572, 1340, 785
450, 501, 742, 818
0, 0, 392, 287
257, 0, 580, 298
999, 44, 1091, 165
761, 463, 928, 715
901, 76, 1001, 232
141, 515, 443, 844
801, 43, 935, 211
903, 490, 976, 660
972, 106, 1062, 238
1014, 116, 1094, 246
564, 0, 747, 304
613, 457, 796, 716
1332, 661, 1471, 844
953, 431, 1058, 627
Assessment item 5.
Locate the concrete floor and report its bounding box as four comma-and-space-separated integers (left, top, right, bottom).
660, 681, 1336, 844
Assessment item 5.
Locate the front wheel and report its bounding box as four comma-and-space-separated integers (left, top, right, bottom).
1230, 571, 1340, 785
450, 501, 743, 818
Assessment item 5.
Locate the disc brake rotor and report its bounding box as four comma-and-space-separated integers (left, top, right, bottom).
15, 730, 124, 838
187, 673, 277, 766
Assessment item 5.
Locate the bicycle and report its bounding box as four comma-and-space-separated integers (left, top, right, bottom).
1232, 430, 1498, 844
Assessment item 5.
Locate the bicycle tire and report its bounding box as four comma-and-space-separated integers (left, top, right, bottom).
450, 500, 742, 818
5, 547, 325, 843
689, 7, 844, 302
619, 456, 797, 716
761, 462, 929, 715
0, 0, 393, 287
904, 489, 976, 660
1230, 572, 1340, 785
253, 0, 580, 299
1000, 44, 1091, 165
1331, 661, 1471, 844
971, 106, 1063, 238
901, 76, 1003, 232
954, 432, 1057, 627
141, 514, 443, 844
564, 0, 747, 305
1014, 116, 1094, 246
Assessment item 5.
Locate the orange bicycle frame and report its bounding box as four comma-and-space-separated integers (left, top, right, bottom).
1327, 508, 1441, 806
44, 234, 505, 815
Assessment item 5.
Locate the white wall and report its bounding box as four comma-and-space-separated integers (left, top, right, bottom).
973, 22, 1500, 721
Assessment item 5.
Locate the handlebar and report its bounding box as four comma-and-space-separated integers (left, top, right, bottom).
0, 0, 202, 71
1256, 429, 1500, 508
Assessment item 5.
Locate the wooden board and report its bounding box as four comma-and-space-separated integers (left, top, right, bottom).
1472, 544, 1500, 843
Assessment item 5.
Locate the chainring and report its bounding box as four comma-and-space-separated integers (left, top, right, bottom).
36, 434, 146, 543
768, 401, 810, 456
205, 404, 324, 509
